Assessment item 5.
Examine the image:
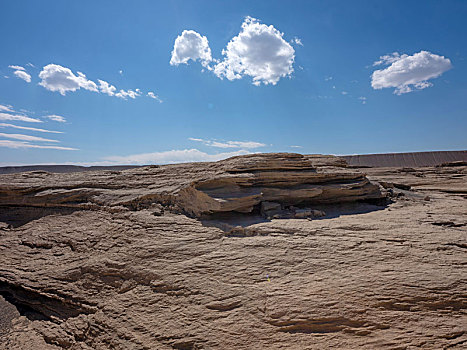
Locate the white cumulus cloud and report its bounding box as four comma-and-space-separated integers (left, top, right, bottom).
371, 50, 452, 95
170, 30, 213, 67
213, 17, 295, 86
115, 88, 141, 100
189, 137, 266, 149
104, 149, 250, 165
98, 79, 117, 96
171, 17, 295, 86
37, 64, 155, 102
39, 64, 98, 95
46, 115, 66, 123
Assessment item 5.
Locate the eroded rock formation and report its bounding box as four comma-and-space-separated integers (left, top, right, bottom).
0, 153, 466, 349
0, 153, 383, 224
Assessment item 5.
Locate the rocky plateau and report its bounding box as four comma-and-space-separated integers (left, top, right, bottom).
0, 153, 465, 349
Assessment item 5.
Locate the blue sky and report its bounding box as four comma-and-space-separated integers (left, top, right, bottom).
0, 0, 466, 165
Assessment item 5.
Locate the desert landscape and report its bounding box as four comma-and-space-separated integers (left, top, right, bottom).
0, 152, 466, 349
1, 3, 467, 349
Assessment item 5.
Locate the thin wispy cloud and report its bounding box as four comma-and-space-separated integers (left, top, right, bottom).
371, 51, 452, 95
0, 104, 14, 113
0, 132, 59, 143
189, 137, 266, 149
292, 37, 303, 46
0, 104, 74, 151
0, 112, 42, 123
0, 140, 77, 150
0, 123, 63, 134
104, 148, 250, 165
373, 52, 402, 66
147, 91, 163, 103
9, 65, 31, 83
9, 65, 25, 71
13, 71, 31, 82
45, 115, 66, 123
310, 95, 332, 100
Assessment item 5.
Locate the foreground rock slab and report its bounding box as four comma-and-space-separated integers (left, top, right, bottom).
0, 154, 466, 349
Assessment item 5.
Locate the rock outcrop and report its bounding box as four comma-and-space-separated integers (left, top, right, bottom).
0, 153, 466, 349
0, 153, 383, 225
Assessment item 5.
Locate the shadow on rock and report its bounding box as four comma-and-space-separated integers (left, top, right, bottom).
200, 200, 388, 235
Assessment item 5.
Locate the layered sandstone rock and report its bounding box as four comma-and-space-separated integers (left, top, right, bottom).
0, 153, 383, 223
0, 154, 466, 349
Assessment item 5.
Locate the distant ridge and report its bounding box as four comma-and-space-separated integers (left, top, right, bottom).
0, 165, 141, 175
1, 150, 466, 174
342, 150, 467, 168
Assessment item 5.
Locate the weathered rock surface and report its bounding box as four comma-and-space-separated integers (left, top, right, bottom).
0, 153, 382, 223
0, 153, 466, 349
